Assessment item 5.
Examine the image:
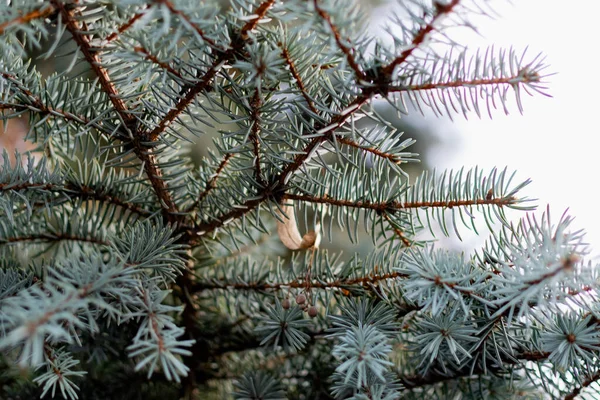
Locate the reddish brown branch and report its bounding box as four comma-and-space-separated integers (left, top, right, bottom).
382, 212, 412, 247
381, 0, 461, 76
147, 54, 225, 141
192, 270, 409, 292
193, 197, 264, 237
240, 0, 276, 40
133, 46, 183, 79
280, 46, 405, 164
0, 181, 152, 216
313, 0, 365, 80
277, 95, 370, 187
186, 153, 234, 214
250, 89, 265, 186
387, 73, 541, 93
0, 4, 55, 35
52, 1, 131, 126
335, 136, 404, 164
2, 233, 109, 247
280, 46, 319, 115
146, 0, 277, 141
104, 5, 149, 42
284, 193, 518, 211
159, 0, 218, 48
52, 0, 179, 218
564, 370, 600, 400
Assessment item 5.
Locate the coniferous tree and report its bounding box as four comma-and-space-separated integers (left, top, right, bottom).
0, 1, 596, 399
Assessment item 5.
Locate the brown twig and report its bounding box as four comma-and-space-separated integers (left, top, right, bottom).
381, 0, 461, 76
52, 0, 179, 219
104, 5, 149, 42
335, 136, 405, 164
0, 4, 55, 35
2, 233, 109, 247
313, 0, 365, 80
382, 212, 412, 247
564, 370, 600, 400
133, 46, 184, 79
387, 72, 542, 93
280, 46, 319, 115
159, 0, 219, 48
249, 89, 265, 186
240, 0, 276, 40
283, 193, 518, 211
192, 270, 409, 292
185, 153, 234, 214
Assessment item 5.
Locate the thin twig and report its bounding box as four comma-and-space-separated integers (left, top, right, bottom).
284, 193, 518, 211
192, 270, 409, 292
104, 5, 149, 42
249, 89, 265, 186
0, 4, 55, 35
185, 153, 234, 214
133, 46, 184, 79
313, 0, 365, 80
381, 0, 461, 76
382, 212, 412, 247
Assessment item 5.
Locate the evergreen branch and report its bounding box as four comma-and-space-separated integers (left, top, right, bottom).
335, 136, 405, 164
147, 53, 224, 141
250, 89, 265, 186
281, 46, 404, 164
240, 0, 276, 40
0, 4, 55, 35
564, 371, 600, 400
1, 233, 109, 247
386, 73, 542, 93
284, 193, 518, 211
280, 46, 319, 115
382, 212, 412, 247
0, 72, 98, 131
186, 153, 234, 214
400, 350, 552, 391
313, 0, 365, 80
51, 0, 179, 218
381, 0, 461, 76
193, 197, 263, 237
147, 0, 277, 141
51, 1, 132, 128
133, 46, 183, 79
0, 182, 151, 218
159, 0, 219, 48
69, 184, 154, 217
277, 95, 371, 187
104, 5, 149, 43
192, 270, 409, 292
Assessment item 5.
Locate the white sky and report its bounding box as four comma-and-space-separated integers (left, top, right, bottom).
374, 1, 600, 257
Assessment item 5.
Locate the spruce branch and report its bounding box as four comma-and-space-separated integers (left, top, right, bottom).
250, 89, 265, 187
240, 0, 276, 41
132, 46, 184, 80
381, 0, 461, 76
564, 370, 600, 400
52, 0, 179, 219
185, 152, 234, 214
159, 0, 219, 49
104, 5, 150, 43
191, 270, 409, 293
0, 4, 55, 35
313, 0, 365, 80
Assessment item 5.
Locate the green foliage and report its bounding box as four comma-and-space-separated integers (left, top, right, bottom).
1, 0, 597, 399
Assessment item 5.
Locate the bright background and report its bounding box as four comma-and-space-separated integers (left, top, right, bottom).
374, 1, 600, 257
